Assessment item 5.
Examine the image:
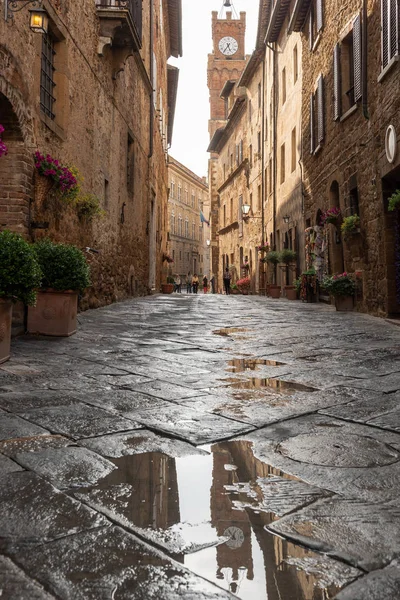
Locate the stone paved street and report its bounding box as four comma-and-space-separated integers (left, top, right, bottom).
2, 294, 400, 599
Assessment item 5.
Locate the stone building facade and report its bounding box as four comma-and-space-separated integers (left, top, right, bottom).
264, 1, 304, 288
167, 156, 209, 282
0, 0, 182, 322
292, 0, 400, 316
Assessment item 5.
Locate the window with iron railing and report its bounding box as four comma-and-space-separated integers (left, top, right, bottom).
40, 32, 56, 120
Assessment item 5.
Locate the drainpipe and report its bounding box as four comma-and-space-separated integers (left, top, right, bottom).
149, 0, 154, 159
362, 0, 369, 120
261, 55, 266, 248
272, 43, 278, 283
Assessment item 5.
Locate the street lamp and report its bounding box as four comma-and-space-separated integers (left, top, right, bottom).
206, 239, 211, 246
241, 203, 251, 219
5, 0, 48, 34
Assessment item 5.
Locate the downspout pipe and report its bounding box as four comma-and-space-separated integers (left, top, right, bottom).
362, 0, 369, 120
272, 42, 277, 283
261, 55, 266, 247
149, 0, 154, 158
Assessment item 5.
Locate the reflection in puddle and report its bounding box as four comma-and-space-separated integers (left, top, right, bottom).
225, 378, 317, 394
213, 328, 249, 337
226, 358, 286, 372
75, 440, 356, 599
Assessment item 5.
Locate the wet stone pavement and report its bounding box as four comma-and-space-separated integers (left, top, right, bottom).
1, 295, 400, 599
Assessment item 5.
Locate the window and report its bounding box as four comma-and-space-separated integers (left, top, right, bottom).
171, 212, 175, 234
381, 0, 399, 70
230, 153, 233, 169
258, 82, 262, 108
239, 139, 243, 163
249, 144, 253, 166
291, 127, 297, 172
249, 193, 252, 212
223, 164, 226, 179
184, 187, 188, 204
309, 0, 324, 49
282, 67, 286, 104
192, 222, 195, 239
184, 218, 189, 238
177, 183, 182, 201
127, 134, 134, 193
170, 179, 175, 198
178, 215, 182, 236
248, 99, 252, 122
172, 249, 175, 260
293, 44, 298, 83
257, 131, 261, 154
238, 195, 243, 237
104, 178, 109, 208
310, 75, 325, 153
223, 204, 226, 227
40, 32, 56, 119
191, 191, 195, 207
179, 250, 182, 260
199, 225, 202, 241
230, 197, 233, 221
280, 143, 285, 183
258, 184, 262, 210
333, 16, 362, 119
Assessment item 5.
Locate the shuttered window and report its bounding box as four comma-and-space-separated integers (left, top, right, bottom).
309, 0, 324, 49
381, 0, 399, 69
310, 76, 324, 153
332, 15, 362, 120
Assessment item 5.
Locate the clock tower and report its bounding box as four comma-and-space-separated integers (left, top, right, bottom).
207, 9, 246, 140
207, 7, 247, 285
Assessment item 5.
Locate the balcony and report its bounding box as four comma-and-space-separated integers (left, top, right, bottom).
96, 0, 142, 54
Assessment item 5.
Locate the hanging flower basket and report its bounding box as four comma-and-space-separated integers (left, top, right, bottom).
320, 207, 342, 226
257, 243, 270, 254
0, 125, 8, 158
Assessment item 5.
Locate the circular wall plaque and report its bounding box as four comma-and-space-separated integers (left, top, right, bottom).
385, 124, 397, 163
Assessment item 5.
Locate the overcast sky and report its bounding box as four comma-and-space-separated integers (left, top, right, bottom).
168, 0, 258, 178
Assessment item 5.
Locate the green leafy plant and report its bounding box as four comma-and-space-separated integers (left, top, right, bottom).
388, 190, 400, 212
278, 249, 297, 264
341, 215, 360, 235
322, 272, 356, 297
167, 275, 175, 284
75, 193, 104, 221
265, 250, 280, 265
33, 239, 90, 292
294, 277, 302, 293
0, 230, 42, 305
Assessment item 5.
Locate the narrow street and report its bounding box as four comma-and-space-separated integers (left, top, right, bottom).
1, 294, 400, 599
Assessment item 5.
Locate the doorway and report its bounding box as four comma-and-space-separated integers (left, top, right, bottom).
148, 192, 157, 291
382, 167, 400, 315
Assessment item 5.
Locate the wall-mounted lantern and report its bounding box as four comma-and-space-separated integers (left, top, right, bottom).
5, 0, 48, 34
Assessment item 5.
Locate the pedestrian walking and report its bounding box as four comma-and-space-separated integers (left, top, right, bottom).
192, 273, 199, 294
202, 275, 208, 294
210, 273, 216, 294
223, 267, 231, 295
186, 272, 192, 294
174, 274, 181, 293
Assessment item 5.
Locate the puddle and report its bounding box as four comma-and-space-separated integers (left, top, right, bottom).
226, 358, 286, 373
213, 328, 249, 337
225, 378, 317, 394
75, 441, 357, 599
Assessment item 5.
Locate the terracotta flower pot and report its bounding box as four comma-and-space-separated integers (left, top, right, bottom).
161, 283, 174, 294
0, 299, 12, 364
269, 285, 281, 299
27, 290, 78, 336
335, 295, 354, 311
285, 285, 297, 300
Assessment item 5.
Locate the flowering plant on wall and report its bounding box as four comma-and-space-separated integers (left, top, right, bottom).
320, 207, 341, 226
236, 276, 251, 292
0, 125, 8, 157
34, 151, 78, 194
322, 272, 356, 297
257, 242, 270, 253
341, 214, 360, 236
388, 190, 400, 212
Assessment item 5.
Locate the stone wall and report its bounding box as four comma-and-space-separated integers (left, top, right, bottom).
0, 0, 175, 321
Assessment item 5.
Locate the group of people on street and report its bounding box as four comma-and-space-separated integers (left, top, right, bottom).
173, 272, 216, 294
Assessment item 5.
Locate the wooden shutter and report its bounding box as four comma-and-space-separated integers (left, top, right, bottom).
309, 9, 314, 49
317, 75, 324, 144
382, 0, 389, 68
389, 0, 399, 61
235, 144, 239, 166
353, 14, 362, 102
316, 0, 323, 32
333, 44, 341, 120
310, 93, 315, 154
240, 140, 243, 163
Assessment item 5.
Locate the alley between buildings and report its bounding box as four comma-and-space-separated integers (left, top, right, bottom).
1, 294, 400, 598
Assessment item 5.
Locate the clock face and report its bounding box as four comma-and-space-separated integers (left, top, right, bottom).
219, 36, 239, 56
223, 526, 245, 548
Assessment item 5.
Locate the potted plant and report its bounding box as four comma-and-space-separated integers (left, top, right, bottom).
161, 276, 174, 294
230, 283, 240, 295
322, 272, 356, 311
0, 231, 42, 362
320, 207, 342, 226
28, 239, 90, 336
388, 190, 400, 212
236, 277, 251, 294
278, 249, 297, 265
341, 215, 360, 238
265, 251, 281, 298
